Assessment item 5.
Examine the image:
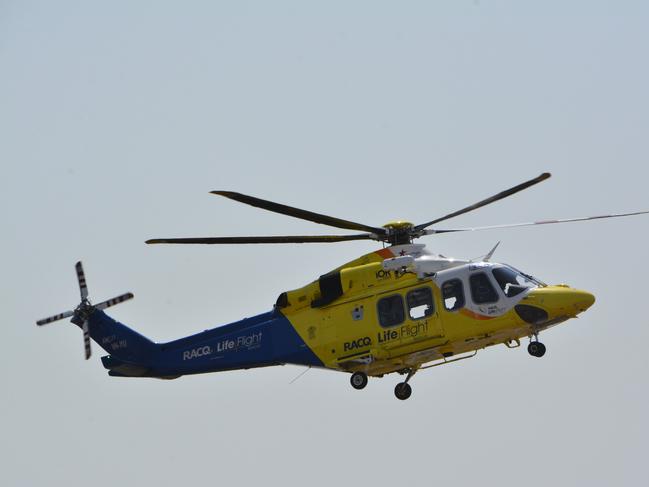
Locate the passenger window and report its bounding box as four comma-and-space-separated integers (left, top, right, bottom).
469, 272, 499, 304
377, 294, 405, 328
407, 287, 434, 320
442, 279, 465, 311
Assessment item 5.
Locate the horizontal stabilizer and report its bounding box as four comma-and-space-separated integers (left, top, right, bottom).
102, 355, 150, 377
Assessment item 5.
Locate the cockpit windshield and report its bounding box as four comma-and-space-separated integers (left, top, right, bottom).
492, 265, 543, 298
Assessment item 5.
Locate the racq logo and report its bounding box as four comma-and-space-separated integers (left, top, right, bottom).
182, 332, 263, 360
183, 346, 212, 361
344, 336, 371, 352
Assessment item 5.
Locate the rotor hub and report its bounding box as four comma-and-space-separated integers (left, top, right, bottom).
382, 221, 414, 232
382, 221, 415, 245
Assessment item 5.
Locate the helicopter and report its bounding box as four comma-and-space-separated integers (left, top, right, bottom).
37, 173, 649, 400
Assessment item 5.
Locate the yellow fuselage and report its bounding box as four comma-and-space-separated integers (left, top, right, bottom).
277, 246, 595, 377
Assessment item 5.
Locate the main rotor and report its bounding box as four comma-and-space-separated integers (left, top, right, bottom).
146, 173, 649, 247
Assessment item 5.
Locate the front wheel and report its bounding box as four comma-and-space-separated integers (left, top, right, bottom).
394, 382, 412, 400
528, 341, 546, 357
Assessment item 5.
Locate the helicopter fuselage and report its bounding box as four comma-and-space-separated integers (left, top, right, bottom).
96, 244, 594, 380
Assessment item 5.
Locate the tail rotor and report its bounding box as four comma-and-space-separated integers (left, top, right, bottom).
36, 261, 134, 360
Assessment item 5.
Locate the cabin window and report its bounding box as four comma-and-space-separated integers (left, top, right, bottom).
442, 279, 465, 311
407, 287, 434, 320
469, 272, 499, 304
377, 294, 405, 328
492, 267, 537, 297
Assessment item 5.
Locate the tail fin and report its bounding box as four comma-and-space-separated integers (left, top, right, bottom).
86, 309, 156, 363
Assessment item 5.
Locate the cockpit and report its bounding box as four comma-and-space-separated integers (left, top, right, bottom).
436, 262, 545, 312
491, 265, 545, 298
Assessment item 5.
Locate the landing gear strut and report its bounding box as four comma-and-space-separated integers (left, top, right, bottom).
527, 335, 546, 358
394, 368, 417, 400
350, 372, 368, 390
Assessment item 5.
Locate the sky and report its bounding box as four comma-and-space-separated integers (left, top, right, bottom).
2, 2, 648, 486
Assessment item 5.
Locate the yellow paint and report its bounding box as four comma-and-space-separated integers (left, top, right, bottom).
279, 248, 595, 377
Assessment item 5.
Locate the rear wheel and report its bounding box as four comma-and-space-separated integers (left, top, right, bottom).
350, 372, 368, 390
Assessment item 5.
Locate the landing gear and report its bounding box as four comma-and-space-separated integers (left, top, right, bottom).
394, 382, 412, 400
350, 372, 368, 390
527, 340, 546, 358
394, 367, 417, 400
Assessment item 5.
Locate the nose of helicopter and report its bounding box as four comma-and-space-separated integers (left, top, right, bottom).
515, 286, 595, 326
576, 289, 596, 311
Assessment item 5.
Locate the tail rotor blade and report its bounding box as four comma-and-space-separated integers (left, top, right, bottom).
36, 310, 74, 326
82, 319, 91, 360
76, 262, 88, 300
95, 293, 134, 310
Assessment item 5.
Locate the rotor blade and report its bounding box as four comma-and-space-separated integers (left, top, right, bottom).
82, 319, 91, 360
36, 310, 74, 326
146, 234, 375, 244
424, 210, 649, 234
95, 293, 134, 310
211, 191, 386, 235
75, 261, 88, 300
415, 173, 551, 231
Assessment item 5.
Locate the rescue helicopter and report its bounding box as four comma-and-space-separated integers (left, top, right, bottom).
37, 173, 649, 400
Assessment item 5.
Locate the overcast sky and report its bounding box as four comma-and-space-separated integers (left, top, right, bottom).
2, 2, 648, 486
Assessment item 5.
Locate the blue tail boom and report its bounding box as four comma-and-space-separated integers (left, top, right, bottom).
89, 308, 323, 379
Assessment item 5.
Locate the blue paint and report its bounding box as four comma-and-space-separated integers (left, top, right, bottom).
86, 308, 322, 378
82, 311, 156, 363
